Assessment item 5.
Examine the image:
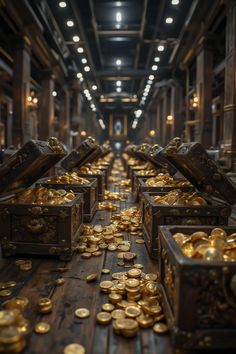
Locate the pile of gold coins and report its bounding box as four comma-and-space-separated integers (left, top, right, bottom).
98, 202, 119, 211
0, 297, 32, 353
145, 173, 190, 187
76, 164, 101, 174
114, 179, 131, 189
104, 190, 128, 201
111, 207, 141, 233
152, 190, 207, 206
108, 176, 120, 182
96, 269, 168, 337
137, 169, 159, 176
75, 223, 132, 258
173, 227, 236, 261
9, 187, 76, 205
47, 173, 89, 185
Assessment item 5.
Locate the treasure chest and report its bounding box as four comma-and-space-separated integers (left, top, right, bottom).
37, 176, 97, 222
60, 138, 105, 201
60, 137, 101, 171
159, 225, 236, 350
142, 142, 235, 258
142, 191, 230, 259
0, 138, 84, 260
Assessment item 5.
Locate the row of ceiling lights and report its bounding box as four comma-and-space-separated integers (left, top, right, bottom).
133, 0, 180, 129
58, 1, 105, 130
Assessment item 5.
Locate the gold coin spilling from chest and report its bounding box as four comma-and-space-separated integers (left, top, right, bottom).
34, 322, 51, 334
102, 303, 115, 312
74, 308, 90, 319
64, 343, 85, 354
101, 269, 110, 274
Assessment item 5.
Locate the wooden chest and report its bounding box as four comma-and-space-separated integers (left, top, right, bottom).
0, 138, 84, 260
142, 144, 177, 176
142, 191, 230, 259
38, 177, 98, 222
132, 171, 156, 194
159, 225, 236, 350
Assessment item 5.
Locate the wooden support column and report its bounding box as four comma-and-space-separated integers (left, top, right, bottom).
196, 42, 213, 147
12, 35, 31, 146
162, 89, 168, 145
223, 0, 236, 170
38, 71, 54, 140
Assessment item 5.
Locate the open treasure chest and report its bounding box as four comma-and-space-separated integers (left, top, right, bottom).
0, 138, 84, 260
142, 140, 236, 258
60, 137, 105, 201
159, 225, 236, 350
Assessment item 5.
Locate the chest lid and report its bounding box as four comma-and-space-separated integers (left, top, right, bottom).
0, 137, 66, 196
61, 137, 101, 171
143, 144, 177, 176
162, 140, 236, 205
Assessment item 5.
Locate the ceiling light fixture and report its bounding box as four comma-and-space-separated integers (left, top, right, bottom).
143, 92, 148, 97
171, 0, 179, 4
165, 17, 173, 24
157, 45, 165, 51
77, 47, 84, 53
79, 77, 84, 82
52, 91, 57, 97
116, 80, 122, 86
116, 87, 122, 93
84, 66, 90, 72
92, 85, 97, 90
77, 72, 83, 78
116, 59, 122, 66
154, 56, 160, 62
73, 36, 80, 42
147, 80, 153, 84
152, 65, 158, 71
116, 12, 122, 22
59, 1, 67, 8
66, 20, 74, 27
149, 75, 154, 80
81, 58, 87, 64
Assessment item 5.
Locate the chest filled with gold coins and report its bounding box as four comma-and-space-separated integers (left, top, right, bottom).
60, 137, 106, 201
38, 173, 98, 222
141, 140, 235, 259
0, 138, 83, 260
159, 225, 236, 350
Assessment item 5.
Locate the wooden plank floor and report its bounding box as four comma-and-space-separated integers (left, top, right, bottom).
0, 166, 235, 354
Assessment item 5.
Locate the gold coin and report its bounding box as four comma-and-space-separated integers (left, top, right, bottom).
136, 315, 154, 328
96, 311, 112, 325
99, 281, 113, 291
92, 251, 102, 257
102, 303, 115, 312
81, 253, 92, 259
108, 293, 122, 304
86, 273, 98, 282
135, 239, 145, 244
107, 244, 117, 251
153, 322, 168, 334
55, 278, 65, 286
125, 278, 140, 288
15, 297, 29, 309
123, 252, 136, 261
38, 298, 51, 307
112, 272, 126, 280
0, 290, 12, 297
115, 318, 138, 331
134, 263, 143, 269
74, 308, 90, 319
64, 343, 85, 354
34, 322, 51, 334
0, 310, 16, 326
127, 269, 142, 278
0, 325, 21, 344
145, 273, 158, 281
125, 306, 141, 318
5, 281, 17, 288
101, 269, 110, 274
111, 309, 126, 320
